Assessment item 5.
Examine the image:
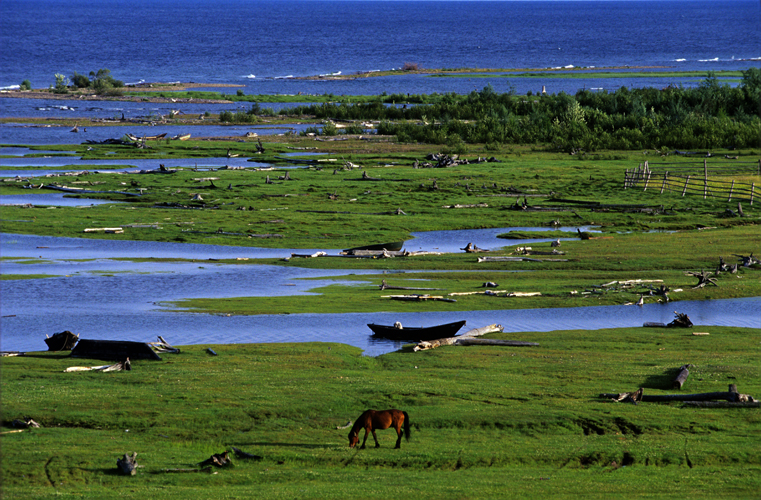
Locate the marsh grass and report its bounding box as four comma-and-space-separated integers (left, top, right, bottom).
2, 326, 759, 498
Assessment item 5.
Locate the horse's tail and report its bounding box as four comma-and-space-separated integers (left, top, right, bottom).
403, 411, 410, 441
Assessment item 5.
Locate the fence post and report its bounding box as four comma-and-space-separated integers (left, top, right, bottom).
751, 183, 756, 206
643, 171, 652, 191
682, 175, 690, 197
703, 159, 708, 199
728, 180, 734, 202
660, 172, 668, 194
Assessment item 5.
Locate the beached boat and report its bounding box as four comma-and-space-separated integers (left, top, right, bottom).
44, 330, 79, 351
344, 241, 404, 253
367, 320, 466, 341
172, 133, 191, 140
127, 132, 167, 141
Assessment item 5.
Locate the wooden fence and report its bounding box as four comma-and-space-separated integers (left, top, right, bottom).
624, 159, 759, 205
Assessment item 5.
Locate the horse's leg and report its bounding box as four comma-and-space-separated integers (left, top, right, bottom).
394, 421, 403, 448
371, 429, 380, 448
360, 428, 370, 449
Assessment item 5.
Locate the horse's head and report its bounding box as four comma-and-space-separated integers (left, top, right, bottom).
348, 430, 359, 448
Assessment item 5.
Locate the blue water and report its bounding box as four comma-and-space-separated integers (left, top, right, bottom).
1, 0, 758, 94
1, 233, 759, 356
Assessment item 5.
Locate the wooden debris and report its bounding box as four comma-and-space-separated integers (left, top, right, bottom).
382, 294, 456, 303
12, 418, 40, 429
289, 251, 327, 259
477, 256, 568, 262
232, 447, 263, 460
682, 401, 760, 408
444, 203, 489, 209
602, 385, 755, 404
692, 332, 710, 336
668, 311, 693, 328
117, 452, 138, 476
84, 227, 124, 234
163, 467, 214, 474
65, 358, 131, 372
462, 242, 489, 253
413, 323, 537, 351
687, 269, 718, 288
149, 336, 180, 354
199, 451, 232, 467
454, 338, 540, 347
673, 364, 691, 389
379, 279, 441, 291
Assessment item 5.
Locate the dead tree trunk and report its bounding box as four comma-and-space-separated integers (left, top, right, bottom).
117, 452, 138, 475
673, 364, 690, 389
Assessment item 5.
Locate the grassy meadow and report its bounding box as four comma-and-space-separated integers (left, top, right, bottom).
2, 325, 760, 499
1, 131, 760, 498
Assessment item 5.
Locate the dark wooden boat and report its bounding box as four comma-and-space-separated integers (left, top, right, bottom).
45, 330, 79, 351
70, 339, 162, 360
367, 320, 466, 341
344, 241, 404, 253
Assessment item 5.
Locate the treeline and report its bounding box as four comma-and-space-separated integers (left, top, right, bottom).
275, 69, 761, 151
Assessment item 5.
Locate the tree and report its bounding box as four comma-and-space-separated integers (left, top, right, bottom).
52, 73, 69, 94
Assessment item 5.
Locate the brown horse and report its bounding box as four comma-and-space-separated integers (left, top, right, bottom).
348, 409, 410, 449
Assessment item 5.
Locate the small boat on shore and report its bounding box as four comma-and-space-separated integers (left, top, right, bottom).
367, 320, 466, 341
172, 133, 191, 141
127, 132, 167, 141
344, 241, 404, 253
44, 330, 79, 351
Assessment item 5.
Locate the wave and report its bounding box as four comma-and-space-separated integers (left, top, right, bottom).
0, 84, 21, 90
124, 79, 145, 86
318, 71, 342, 77
698, 57, 720, 62
244, 74, 256, 79
274, 75, 294, 80
674, 58, 687, 62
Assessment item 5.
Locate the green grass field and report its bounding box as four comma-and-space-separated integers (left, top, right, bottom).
2, 326, 760, 499
1, 136, 759, 498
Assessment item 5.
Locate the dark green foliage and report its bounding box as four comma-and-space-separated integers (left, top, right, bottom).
70, 72, 90, 89
279, 76, 761, 150
19, 79, 31, 90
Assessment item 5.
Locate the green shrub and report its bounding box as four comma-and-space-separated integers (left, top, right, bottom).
19, 80, 31, 91
51, 73, 69, 94
71, 72, 90, 89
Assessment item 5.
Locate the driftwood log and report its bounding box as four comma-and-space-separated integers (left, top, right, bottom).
673, 364, 691, 389
413, 324, 537, 351
232, 447, 263, 460
199, 451, 232, 467
601, 385, 755, 404
454, 339, 540, 347
687, 269, 718, 289
117, 452, 138, 476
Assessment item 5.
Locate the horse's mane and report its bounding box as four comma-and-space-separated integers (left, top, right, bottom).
348, 415, 365, 436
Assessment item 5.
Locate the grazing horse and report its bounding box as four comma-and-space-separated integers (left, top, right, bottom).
348, 409, 410, 449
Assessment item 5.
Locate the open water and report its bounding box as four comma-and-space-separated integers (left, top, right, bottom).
1, 1, 759, 355
1, 0, 759, 96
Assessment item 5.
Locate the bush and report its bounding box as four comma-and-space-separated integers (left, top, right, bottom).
71, 72, 90, 89
321, 121, 338, 136
51, 73, 69, 94
19, 80, 31, 91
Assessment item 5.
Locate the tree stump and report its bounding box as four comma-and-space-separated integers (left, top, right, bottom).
117, 452, 138, 476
